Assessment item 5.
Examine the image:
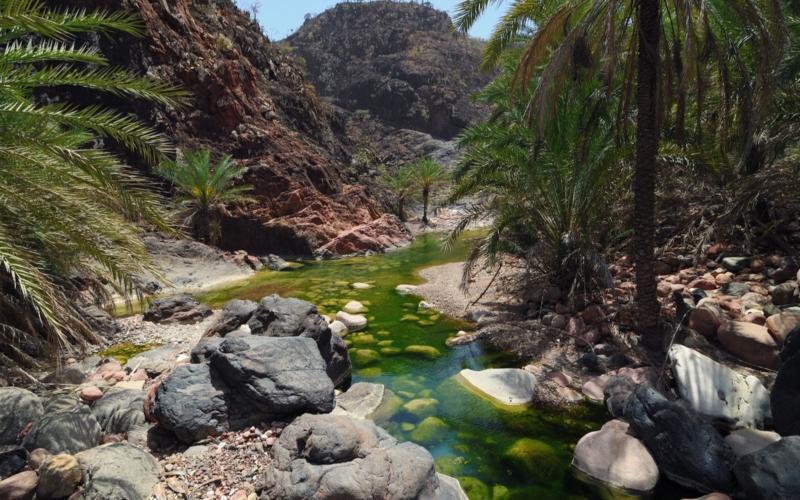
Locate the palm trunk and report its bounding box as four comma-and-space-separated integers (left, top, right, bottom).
195, 208, 210, 243
633, 0, 661, 342
422, 187, 430, 225
398, 197, 406, 222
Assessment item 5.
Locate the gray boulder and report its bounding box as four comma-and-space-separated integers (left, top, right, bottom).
204, 299, 258, 336
260, 254, 291, 271
623, 385, 735, 492
22, 404, 101, 454
259, 413, 460, 500
151, 363, 230, 444
153, 335, 335, 444
0, 388, 43, 446
333, 382, 402, 424
209, 295, 351, 388
124, 344, 183, 376
733, 436, 800, 500
43, 394, 80, 414
603, 376, 636, 419
143, 294, 211, 324
76, 443, 161, 500
91, 388, 146, 434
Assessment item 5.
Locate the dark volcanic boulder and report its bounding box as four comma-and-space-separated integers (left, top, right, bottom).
733, 436, 800, 500
0, 446, 28, 479
772, 326, 800, 436
0, 388, 43, 446
143, 294, 211, 324
623, 385, 735, 492
153, 335, 335, 444
603, 376, 636, 419
203, 295, 351, 388
205, 299, 258, 336
22, 405, 101, 454
259, 413, 463, 499
76, 443, 161, 500
91, 389, 146, 434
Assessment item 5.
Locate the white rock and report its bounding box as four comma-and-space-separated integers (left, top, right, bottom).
329, 320, 348, 337
724, 428, 781, 458
418, 301, 432, 310
335, 311, 367, 332
437, 474, 469, 500
395, 284, 417, 295
332, 382, 399, 423
669, 344, 771, 428
458, 368, 537, 405
351, 282, 373, 290
343, 300, 367, 314
572, 419, 659, 493
114, 380, 145, 391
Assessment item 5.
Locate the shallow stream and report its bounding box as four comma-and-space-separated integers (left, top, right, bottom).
193, 233, 608, 499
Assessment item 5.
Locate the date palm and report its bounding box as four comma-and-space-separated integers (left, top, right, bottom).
412, 158, 448, 225
379, 164, 417, 222
158, 150, 252, 244
456, 0, 787, 341
0, 0, 184, 363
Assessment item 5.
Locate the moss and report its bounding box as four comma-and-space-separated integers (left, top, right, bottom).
350, 334, 377, 346
457, 476, 491, 500
402, 398, 439, 419
503, 438, 563, 484
380, 347, 402, 356
435, 455, 468, 476
351, 349, 381, 365
410, 416, 449, 444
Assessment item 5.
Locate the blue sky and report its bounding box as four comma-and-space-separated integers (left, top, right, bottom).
233, 1, 505, 41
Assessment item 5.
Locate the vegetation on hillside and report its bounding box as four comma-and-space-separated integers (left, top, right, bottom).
0, 1, 183, 364
158, 150, 252, 245
382, 158, 448, 225
456, 0, 795, 344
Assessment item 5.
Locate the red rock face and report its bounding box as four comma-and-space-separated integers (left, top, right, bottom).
55, 0, 409, 256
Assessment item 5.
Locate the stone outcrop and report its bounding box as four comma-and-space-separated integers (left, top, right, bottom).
143, 294, 211, 324
21, 406, 101, 455
288, 1, 490, 139
54, 0, 409, 256
76, 443, 161, 500
202, 295, 351, 388
733, 436, 800, 500
152, 335, 335, 443
0, 389, 43, 446
258, 413, 465, 499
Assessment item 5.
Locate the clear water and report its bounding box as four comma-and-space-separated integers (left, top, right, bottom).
195, 233, 609, 499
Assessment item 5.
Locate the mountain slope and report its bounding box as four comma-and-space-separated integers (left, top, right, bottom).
55, 0, 408, 256
287, 1, 491, 139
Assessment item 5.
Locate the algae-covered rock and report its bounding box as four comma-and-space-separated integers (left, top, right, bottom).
380, 347, 402, 356
350, 334, 377, 346
403, 398, 439, 419
435, 455, 468, 476
405, 345, 442, 359
410, 416, 449, 444
457, 476, 490, 500
351, 349, 381, 366
503, 438, 562, 483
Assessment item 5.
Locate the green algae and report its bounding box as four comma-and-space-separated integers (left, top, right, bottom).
99, 342, 156, 365
188, 232, 605, 499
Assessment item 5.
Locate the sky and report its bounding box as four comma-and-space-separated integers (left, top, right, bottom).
233, 1, 505, 41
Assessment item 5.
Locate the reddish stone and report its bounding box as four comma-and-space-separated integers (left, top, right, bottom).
79, 386, 103, 402
750, 259, 765, 272
714, 272, 734, 286
688, 278, 717, 291
765, 312, 800, 344
688, 306, 723, 338
567, 317, 585, 337
0, 471, 37, 500
717, 321, 780, 369
581, 305, 605, 325
95, 360, 122, 374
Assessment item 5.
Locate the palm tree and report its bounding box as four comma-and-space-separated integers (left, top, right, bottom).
0, 1, 184, 363
455, 0, 787, 342
379, 164, 417, 222
158, 149, 252, 244
412, 158, 448, 225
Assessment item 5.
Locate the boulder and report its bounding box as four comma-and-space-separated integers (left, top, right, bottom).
770, 282, 798, 306
457, 369, 537, 405
258, 414, 460, 499
603, 376, 636, 418
124, 344, 183, 376
37, 453, 82, 499
721, 257, 750, 272
0, 470, 37, 500
204, 299, 258, 337
623, 385, 735, 492
772, 327, 800, 436
42, 395, 79, 414
733, 436, 800, 500
688, 304, 724, 337
332, 383, 401, 423
76, 443, 160, 500
668, 345, 771, 428
22, 405, 101, 454
717, 321, 779, 369
395, 284, 417, 295
0, 446, 28, 479
247, 295, 351, 388
724, 428, 781, 459
335, 311, 367, 332
328, 320, 348, 337
153, 336, 335, 444
342, 300, 367, 314
90, 388, 146, 434
0, 388, 43, 446
79, 386, 103, 403
143, 294, 211, 324
572, 419, 659, 494
261, 254, 291, 271
766, 312, 800, 344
